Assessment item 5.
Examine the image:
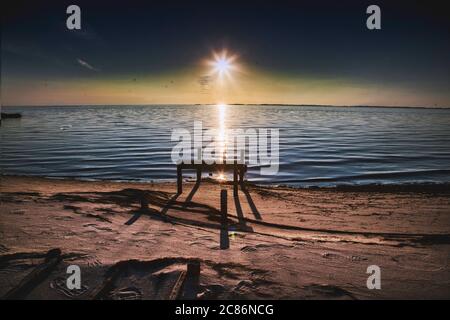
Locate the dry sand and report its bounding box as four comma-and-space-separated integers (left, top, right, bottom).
1, 175, 449, 299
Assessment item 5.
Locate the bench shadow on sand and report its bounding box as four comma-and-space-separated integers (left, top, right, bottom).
50, 180, 264, 248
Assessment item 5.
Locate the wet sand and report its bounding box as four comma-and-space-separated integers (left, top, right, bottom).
1, 175, 449, 299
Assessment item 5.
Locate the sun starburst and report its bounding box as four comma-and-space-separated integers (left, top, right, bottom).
208, 50, 238, 79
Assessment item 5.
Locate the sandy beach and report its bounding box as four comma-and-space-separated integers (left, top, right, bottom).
1, 175, 449, 299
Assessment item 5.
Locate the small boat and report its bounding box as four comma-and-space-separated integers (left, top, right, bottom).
1, 112, 22, 119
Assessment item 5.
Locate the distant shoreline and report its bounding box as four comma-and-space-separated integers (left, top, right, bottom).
2, 104, 449, 110
2, 174, 450, 194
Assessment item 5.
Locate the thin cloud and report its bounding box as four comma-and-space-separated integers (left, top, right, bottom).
77, 58, 99, 71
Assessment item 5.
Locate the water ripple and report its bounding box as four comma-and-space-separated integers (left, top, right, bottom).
1, 105, 450, 186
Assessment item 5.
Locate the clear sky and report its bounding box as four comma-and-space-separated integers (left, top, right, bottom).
2, 0, 449, 107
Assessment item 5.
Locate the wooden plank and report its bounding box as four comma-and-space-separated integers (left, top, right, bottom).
168, 261, 201, 300
179, 162, 246, 171
176, 161, 247, 195
168, 271, 187, 300
3, 248, 62, 300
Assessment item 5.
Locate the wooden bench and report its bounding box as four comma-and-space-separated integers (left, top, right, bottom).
176, 161, 247, 194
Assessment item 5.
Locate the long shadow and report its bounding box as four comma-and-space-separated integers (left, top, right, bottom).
233, 185, 247, 227
183, 178, 201, 205
53, 187, 255, 233
51, 188, 171, 208
124, 191, 174, 225
125, 205, 165, 225
220, 212, 229, 250
240, 182, 262, 220
125, 210, 143, 225
160, 193, 181, 216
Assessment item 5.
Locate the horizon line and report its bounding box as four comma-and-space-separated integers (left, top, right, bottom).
2, 103, 449, 110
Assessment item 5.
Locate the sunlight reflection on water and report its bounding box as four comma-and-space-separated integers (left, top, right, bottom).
2, 105, 450, 186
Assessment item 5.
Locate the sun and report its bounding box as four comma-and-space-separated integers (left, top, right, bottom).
208, 50, 238, 78
215, 57, 231, 75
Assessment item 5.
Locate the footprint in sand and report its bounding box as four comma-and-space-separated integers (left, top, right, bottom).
241, 246, 257, 252
304, 284, 355, 300
351, 255, 368, 261
156, 232, 172, 237
83, 223, 97, 227
321, 252, 343, 260
198, 236, 214, 241
132, 231, 149, 236
391, 254, 444, 271
159, 229, 177, 233
82, 224, 115, 233
321, 252, 368, 262
50, 277, 89, 298
189, 241, 204, 246
241, 243, 294, 252
53, 215, 74, 221
109, 286, 142, 300
93, 226, 114, 232
9, 209, 25, 215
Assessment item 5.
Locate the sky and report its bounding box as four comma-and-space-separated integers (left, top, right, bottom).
2, 0, 450, 107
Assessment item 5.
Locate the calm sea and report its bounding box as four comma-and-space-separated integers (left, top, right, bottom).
1, 105, 450, 186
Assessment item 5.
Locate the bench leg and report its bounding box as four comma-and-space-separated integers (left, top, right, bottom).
233, 164, 238, 187
196, 168, 202, 182
177, 165, 182, 194
220, 189, 227, 220
239, 168, 244, 184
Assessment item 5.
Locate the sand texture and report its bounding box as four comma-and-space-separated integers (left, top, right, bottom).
1, 175, 449, 299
